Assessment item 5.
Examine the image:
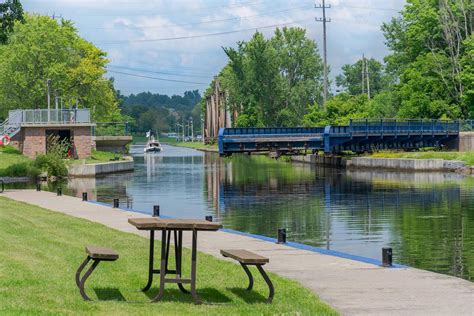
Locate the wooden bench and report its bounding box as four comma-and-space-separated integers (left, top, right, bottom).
75, 246, 119, 301
221, 249, 274, 303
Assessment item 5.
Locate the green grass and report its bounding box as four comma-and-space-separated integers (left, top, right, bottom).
0, 146, 35, 177
370, 151, 474, 165
72, 150, 125, 165
0, 197, 336, 315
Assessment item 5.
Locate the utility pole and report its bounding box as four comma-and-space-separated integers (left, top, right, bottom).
361, 55, 365, 95
316, 0, 331, 107
365, 56, 371, 100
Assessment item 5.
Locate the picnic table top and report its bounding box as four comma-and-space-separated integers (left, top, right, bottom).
128, 217, 222, 231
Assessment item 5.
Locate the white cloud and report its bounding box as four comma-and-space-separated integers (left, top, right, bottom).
23, 0, 407, 95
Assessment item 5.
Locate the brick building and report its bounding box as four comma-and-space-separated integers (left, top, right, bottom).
2, 109, 95, 159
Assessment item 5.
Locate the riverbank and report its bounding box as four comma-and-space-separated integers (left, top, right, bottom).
3, 190, 473, 315
0, 196, 331, 315
292, 151, 474, 173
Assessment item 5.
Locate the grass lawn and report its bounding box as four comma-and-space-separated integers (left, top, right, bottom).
0, 197, 337, 315
0, 146, 33, 176
370, 151, 474, 165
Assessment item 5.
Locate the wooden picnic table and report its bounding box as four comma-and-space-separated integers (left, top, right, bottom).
128, 217, 222, 304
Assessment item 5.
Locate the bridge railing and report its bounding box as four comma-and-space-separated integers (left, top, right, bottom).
222, 127, 325, 136
349, 118, 460, 134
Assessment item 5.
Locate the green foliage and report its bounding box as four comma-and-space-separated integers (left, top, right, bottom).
2, 161, 39, 177
336, 58, 387, 96
120, 90, 201, 134
382, 0, 474, 119
0, 14, 121, 121
33, 135, 69, 177
0, 0, 24, 44
210, 27, 323, 127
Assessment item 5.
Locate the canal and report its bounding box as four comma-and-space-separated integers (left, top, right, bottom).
35, 145, 474, 281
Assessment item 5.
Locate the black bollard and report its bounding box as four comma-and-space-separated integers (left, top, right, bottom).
153, 205, 160, 217
57, 187, 62, 196
36, 183, 41, 191
113, 198, 119, 208
205, 215, 213, 222
0, 180, 4, 193
82, 192, 88, 201
277, 228, 287, 244
382, 247, 393, 267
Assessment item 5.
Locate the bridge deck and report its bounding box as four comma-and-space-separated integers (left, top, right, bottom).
218, 119, 460, 156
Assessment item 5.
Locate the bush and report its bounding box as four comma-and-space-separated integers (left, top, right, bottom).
34, 154, 68, 178
32, 135, 70, 178
3, 162, 40, 177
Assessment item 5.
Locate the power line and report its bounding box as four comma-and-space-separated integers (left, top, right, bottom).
42, 0, 269, 17
107, 70, 208, 85
81, 5, 312, 30
108, 65, 211, 78
96, 18, 313, 44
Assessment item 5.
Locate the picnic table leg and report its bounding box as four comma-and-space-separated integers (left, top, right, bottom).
190, 229, 202, 304
175, 230, 190, 294
142, 230, 154, 292
151, 230, 168, 302
256, 265, 275, 304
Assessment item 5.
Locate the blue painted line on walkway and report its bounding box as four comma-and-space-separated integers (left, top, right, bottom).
86, 200, 406, 269
222, 228, 407, 269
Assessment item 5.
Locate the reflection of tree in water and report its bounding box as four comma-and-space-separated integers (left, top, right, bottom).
205, 153, 474, 280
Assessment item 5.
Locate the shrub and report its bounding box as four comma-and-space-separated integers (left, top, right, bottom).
3, 162, 40, 177
32, 135, 70, 178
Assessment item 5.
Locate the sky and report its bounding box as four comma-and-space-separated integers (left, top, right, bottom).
23, 0, 406, 96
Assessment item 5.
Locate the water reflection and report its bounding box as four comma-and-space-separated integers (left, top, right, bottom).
51, 145, 473, 280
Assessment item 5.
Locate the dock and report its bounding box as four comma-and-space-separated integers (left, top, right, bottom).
3, 190, 473, 315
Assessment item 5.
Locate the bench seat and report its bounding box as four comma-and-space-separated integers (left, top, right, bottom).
86, 245, 119, 261
221, 249, 269, 264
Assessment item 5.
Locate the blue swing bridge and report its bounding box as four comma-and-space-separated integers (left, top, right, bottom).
218, 118, 463, 156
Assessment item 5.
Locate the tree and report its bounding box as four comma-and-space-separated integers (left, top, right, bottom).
0, 0, 24, 44
208, 27, 324, 127
0, 15, 120, 121
382, 0, 474, 118
336, 58, 386, 96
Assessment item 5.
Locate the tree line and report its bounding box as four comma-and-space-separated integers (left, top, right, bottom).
203, 0, 474, 128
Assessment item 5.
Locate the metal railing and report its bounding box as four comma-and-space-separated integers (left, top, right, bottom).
8, 109, 91, 124
92, 122, 130, 136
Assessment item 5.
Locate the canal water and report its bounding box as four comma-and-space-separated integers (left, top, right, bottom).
31, 145, 474, 281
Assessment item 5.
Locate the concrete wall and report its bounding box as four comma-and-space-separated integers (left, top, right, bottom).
68, 160, 134, 177
348, 157, 446, 171
457, 132, 474, 152
292, 154, 348, 167
93, 136, 133, 153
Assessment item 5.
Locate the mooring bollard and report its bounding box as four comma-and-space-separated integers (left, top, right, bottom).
205, 215, 213, 222
277, 228, 287, 244
382, 247, 393, 267
82, 192, 88, 201
0, 180, 4, 193
36, 183, 41, 191
57, 187, 62, 196
113, 198, 119, 208
153, 205, 160, 217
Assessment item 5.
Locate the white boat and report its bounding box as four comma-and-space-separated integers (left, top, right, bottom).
144, 131, 163, 153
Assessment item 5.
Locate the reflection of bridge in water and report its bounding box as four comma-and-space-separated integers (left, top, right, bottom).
204, 154, 471, 279
219, 119, 459, 156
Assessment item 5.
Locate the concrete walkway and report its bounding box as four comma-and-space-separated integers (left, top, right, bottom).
3, 190, 473, 315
